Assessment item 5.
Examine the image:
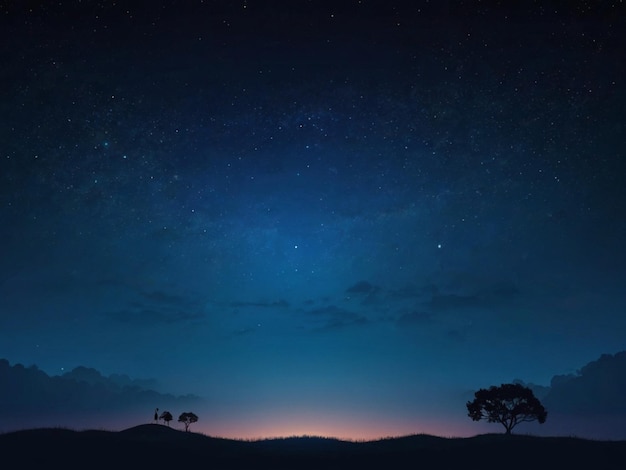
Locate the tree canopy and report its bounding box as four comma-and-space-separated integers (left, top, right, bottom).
178, 412, 198, 432
466, 383, 547, 434
159, 410, 173, 426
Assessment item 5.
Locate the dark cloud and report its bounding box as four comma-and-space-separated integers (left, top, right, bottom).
305, 305, 368, 331
385, 284, 427, 300
230, 299, 290, 309
345, 281, 383, 307
139, 290, 187, 305
92, 283, 205, 325
425, 280, 520, 312
543, 352, 626, 414
106, 307, 203, 325
0, 358, 204, 433
512, 379, 550, 401
445, 327, 470, 343
480, 281, 520, 300
395, 311, 432, 327
428, 294, 485, 311
346, 281, 380, 295
385, 283, 491, 325
514, 352, 626, 439
62, 366, 159, 391
230, 327, 259, 337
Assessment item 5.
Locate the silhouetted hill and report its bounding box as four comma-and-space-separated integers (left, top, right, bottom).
1, 425, 625, 470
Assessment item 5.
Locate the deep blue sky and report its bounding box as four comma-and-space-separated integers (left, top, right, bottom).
1, 1, 625, 440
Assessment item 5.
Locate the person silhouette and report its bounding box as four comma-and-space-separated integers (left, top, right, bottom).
154, 408, 159, 423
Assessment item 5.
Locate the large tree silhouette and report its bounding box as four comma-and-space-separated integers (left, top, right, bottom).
466, 383, 547, 434
178, 412, 198, 432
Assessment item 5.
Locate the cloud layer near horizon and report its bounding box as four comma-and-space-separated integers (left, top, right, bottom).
0, 359, 204, 433
3, 351, 626, 439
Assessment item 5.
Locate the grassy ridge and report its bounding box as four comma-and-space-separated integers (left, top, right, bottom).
1, 424, 625, 469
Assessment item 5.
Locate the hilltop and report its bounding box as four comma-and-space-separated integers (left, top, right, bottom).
1, 424, 625, 469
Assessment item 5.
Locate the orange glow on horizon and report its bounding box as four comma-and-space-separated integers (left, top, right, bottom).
190, 413, 480, 441
91, 406, 489, 442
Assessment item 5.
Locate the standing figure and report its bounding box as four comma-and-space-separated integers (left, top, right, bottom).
154, 407, 159, 423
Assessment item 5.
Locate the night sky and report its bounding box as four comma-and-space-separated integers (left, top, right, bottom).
1, 1, 626, 440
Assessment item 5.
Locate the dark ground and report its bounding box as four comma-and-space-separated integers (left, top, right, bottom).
1, 424, 625, 469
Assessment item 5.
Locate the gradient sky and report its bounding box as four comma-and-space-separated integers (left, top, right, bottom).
1, 1, 625, 440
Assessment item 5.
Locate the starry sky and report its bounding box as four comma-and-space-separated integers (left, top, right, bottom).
1, 1, 626, 440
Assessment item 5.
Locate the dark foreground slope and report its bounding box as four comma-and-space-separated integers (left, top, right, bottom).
1, 424, 625, 470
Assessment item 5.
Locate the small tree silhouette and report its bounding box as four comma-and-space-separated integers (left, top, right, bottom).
159, 410, 173, 426
178, 412, 198, 432
466, 383, 547, 434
